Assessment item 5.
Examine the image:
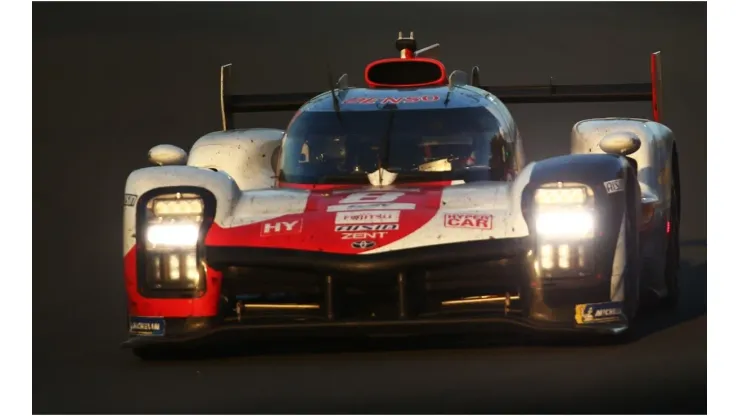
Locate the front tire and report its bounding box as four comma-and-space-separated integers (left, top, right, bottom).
663, 177, 681, 308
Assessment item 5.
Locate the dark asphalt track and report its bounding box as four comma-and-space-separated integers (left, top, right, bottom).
33, 3, 706, 414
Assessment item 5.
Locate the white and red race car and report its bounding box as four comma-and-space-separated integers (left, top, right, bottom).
122, 33, 680, 358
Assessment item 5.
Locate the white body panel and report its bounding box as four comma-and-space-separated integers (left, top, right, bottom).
571, 118, 675, 207
122, 163, 537, 256
187, 128, 284, 191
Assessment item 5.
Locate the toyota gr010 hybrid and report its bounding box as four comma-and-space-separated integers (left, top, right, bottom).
122, 33, 681, 358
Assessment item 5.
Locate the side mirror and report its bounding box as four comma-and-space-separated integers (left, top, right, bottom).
148, 144, 188, 166
599, 132, 641, 156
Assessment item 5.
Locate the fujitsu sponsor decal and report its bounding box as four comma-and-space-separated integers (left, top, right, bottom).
335, 210, 400, 224
444, 213, 494, 230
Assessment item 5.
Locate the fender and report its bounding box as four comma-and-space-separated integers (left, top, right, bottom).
520, 153, 640, 305
186, 128, 284, 191
123, 166, 242, 256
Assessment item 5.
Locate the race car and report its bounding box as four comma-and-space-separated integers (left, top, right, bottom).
122, 33, 681, 358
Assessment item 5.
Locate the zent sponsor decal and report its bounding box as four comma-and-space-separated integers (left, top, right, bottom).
327, 191, 416, 212
341, 232, 389, 240
335, 210, 400, 224
574, 301, 624, 324
124, 194, 137, 207
444, 213, 494, 230
343, 96, 440, 105
129, 316, 165, 336
604, 179, 624, 194
261, 219, 303, 236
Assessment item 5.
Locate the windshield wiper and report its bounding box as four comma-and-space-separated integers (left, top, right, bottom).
377, 105, 398, 184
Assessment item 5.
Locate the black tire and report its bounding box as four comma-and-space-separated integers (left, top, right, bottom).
663, 167, 681, 308
621, 168, 642, 324
600, 169, 641, 345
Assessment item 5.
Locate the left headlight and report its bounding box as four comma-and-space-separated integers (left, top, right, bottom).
142, 193, 205, 291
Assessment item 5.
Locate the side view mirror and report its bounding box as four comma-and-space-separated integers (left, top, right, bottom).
148, 144, 188, 166
599, 132, 641, 156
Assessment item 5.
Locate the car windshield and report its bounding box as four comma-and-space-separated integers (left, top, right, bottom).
278, 106, 512, 185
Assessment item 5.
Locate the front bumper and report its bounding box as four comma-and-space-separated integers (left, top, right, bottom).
124, 238, 627, 348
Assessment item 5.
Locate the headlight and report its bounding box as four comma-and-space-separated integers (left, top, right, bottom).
146, 223, 200, 247
153, 198, 204, 216
531, 183, 596, 276
535, 211, 595, 239
534, 187, 588, 205
141, 192, 206, 290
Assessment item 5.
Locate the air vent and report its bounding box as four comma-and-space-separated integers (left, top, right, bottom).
365, 58, 447, 88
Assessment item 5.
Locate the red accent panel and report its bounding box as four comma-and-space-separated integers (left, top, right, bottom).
364, 57, 447, 89
124, 245, 222, 318
205, 187, 446, 254
650, 53, 661, 122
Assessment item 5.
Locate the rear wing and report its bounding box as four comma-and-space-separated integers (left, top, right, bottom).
220, 51, 664, 131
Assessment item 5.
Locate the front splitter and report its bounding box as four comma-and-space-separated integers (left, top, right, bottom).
121, 316, 629, 349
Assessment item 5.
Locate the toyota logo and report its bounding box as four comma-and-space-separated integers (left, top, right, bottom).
351, 240, 376, 249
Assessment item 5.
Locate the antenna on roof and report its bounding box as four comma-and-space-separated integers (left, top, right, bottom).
445, 70, 468, 105
395, 31, 440, 59
415, 43, 440, 58
396, 31, 417, 59
336, 73, 349, 90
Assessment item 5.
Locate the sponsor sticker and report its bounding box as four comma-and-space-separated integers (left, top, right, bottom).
327, 203, 416, 212
124, 194, 137, 207
260, 219, 303, 236
129, 316, 165, 336
444, 213, 494, 230
351, 240, 376, 249
341, 231, 390, 240
604, 179, 624, 194
335, 224, 399, 232
574, 301, 624, 324
343, 96, 440, 105
335, 210, 400, 224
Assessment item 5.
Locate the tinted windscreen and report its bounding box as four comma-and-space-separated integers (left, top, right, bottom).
279, 107, 513, 185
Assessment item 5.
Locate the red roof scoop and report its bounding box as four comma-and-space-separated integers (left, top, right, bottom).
364, 32, 446, 89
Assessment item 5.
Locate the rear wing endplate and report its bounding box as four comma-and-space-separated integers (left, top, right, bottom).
219, 51, 664, 131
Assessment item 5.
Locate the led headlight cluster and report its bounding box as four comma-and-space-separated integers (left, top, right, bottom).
532, 183, 595, 275
143, 193, 205, 290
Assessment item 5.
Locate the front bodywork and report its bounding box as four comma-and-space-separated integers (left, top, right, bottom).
122, 156, 635, 348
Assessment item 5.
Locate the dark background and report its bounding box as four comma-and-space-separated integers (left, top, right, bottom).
34, 2, 706, 414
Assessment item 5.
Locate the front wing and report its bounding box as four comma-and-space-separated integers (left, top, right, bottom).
123, 238, 628, 349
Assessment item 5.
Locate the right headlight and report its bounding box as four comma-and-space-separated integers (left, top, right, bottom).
533, 184, 595, 239
535, 210, 595, 239
532, 183, 596, 276
534, 187, 588, 206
